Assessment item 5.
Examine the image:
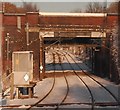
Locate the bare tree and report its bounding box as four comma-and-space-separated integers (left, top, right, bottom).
85, 2, 104, 13
107, 2, 118, 13
4, 2, 17, 13
23, 2, 38, 12
3, 2, 38, 13
70, 8, 82, 13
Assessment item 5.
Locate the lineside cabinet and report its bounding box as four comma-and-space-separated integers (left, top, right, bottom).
12, 51, 34, 98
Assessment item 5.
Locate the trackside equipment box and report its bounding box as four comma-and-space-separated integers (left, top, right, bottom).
12, 51, 33, 85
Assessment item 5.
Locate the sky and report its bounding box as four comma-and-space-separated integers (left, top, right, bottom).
29, 2, 89, 12
12, 2, 114, 12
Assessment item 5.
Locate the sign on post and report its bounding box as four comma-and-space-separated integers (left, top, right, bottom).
40, 65, 43, 70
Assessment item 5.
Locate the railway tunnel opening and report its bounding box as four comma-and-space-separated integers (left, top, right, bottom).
45, 45, 91, 71
27, 26, 119, 83
44, 37, 110, 78
27, 31, 119, 84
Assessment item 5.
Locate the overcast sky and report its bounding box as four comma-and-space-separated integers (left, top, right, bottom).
13, 2, 113, 12
35, 2, 89, 12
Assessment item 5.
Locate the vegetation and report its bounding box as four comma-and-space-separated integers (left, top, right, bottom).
2, 2, 118, 13
85, 2, 104, 13
71, 2, 118, 13
107, 2, 118, 13
86, 2, 118, 13
3, 2, 38, 13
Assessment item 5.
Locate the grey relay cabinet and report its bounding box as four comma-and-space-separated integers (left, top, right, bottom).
12, 51, 33, 85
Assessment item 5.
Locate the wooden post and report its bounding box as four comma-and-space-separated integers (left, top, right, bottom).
28, 87, 32, 98
16, 88, 19, 99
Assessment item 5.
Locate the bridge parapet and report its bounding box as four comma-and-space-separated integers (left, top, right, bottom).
26, 26, 106, 38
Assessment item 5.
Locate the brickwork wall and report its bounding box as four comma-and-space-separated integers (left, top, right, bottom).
2, 12, 118, 81
2, 12, 40, 80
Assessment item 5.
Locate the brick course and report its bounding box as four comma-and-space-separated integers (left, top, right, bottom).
1, 12, 118, 80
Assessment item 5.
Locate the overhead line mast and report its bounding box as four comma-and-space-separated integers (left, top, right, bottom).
118, 1, 120, 82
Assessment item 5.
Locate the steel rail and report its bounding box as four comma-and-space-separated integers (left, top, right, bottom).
26, 52, 56, 110
56, 50, 95, 110
1, 102, 119, 108
54, 52, 69, 110
63, 50, 119, 106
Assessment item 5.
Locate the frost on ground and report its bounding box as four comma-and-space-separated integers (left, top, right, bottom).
6, 46, 120, 109
6, 73, 119, 107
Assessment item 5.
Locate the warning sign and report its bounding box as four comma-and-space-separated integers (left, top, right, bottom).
40, 65, 43, 70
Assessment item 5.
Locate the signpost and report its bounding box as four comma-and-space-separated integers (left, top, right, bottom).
39, 32, 45, 81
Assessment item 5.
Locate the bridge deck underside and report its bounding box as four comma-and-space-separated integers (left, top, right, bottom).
44, 37, 102, 45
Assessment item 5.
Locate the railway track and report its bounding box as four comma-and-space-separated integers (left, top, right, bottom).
56, 50, 95, 110
54, 52, 69, 110
1, 51, 69, 110
58, 50, 119, 108
1, 49, 119, 109
26, 52, 69, 110
25, 53, 56, 110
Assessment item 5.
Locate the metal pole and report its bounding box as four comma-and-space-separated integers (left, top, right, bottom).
39, 32, 44, 81
26, 23, 29, 50
6, 33, 14, 99
10, 73, 14, 99
6, 33, 10, 75
0, 9, 3, 97
118, 2, 120, 72
109, 35, 111, 80
118, 1, 120, 84
92, 47, 94, 73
